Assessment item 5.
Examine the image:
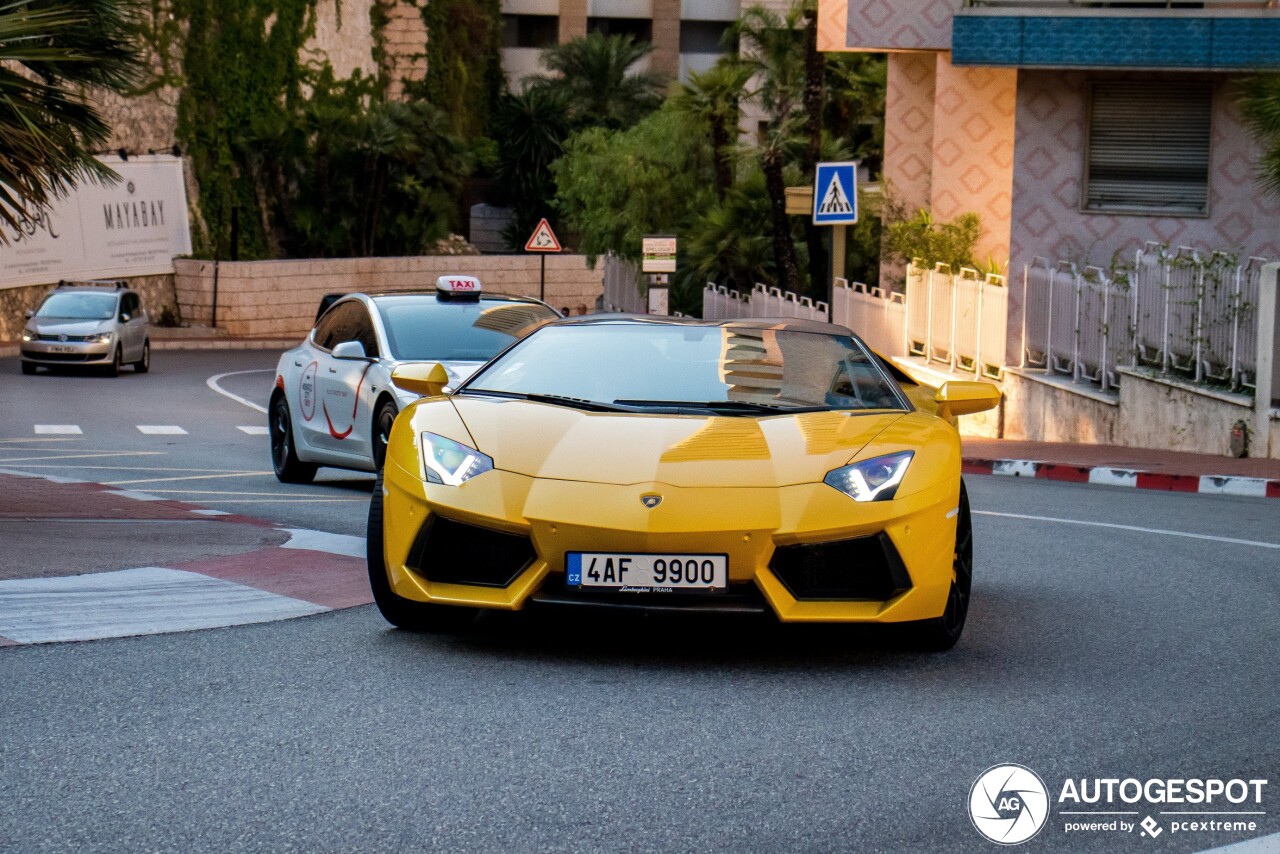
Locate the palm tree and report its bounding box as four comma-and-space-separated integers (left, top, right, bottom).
729, 4, 807, 293
531, 32, 663, 131
1239, 75, 1280, 196
0, 0, 139, 238
492, 85, 573, 245
671, 61, 753, 201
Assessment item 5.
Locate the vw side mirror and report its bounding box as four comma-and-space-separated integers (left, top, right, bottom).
24, 309, 34, 319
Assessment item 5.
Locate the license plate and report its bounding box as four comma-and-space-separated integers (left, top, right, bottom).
48, 346, 77, 353
566, 552, 727, 592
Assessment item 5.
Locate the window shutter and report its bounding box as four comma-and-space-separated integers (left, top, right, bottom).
1085, 81, 1212, 215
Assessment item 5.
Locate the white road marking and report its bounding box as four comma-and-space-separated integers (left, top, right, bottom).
0, 451, 165, 463
103, 471, 272, 486
0, 437, 80, 444
976, 510, 1280, 550
282, 528, 366, 558
0, 567, 326, 644
34, 425, 82, 435
137, 425, 188, 435
237, 425, 268, 435
1198, 831, 1280, 853
207, 370, 273, 414
105, 489, 168, 502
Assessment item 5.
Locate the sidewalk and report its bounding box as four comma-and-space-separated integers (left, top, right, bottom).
962, 438, 1280, 498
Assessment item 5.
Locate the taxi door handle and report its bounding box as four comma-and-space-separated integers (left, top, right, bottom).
293, 360, 302, 367
328, 367, 337, 373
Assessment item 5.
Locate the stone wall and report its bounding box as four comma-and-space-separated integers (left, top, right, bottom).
0, 275, 180, 344
174, 255, 605, 338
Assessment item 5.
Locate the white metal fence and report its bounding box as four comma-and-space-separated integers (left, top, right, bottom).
700, 283, 829, 322
1023, 245, 1265, 392
702, 262, 1008, 379
602, 255, 646, 313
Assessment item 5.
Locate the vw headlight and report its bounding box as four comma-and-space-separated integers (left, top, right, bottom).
824, 451, 914, 502
421, 431, 493, 486
21, 331, 33, 342
93, 333, 113, 344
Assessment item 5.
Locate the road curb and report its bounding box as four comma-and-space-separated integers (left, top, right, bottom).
0, 469, 371, 646
963, 457, 1280, 499
0, 339, 298, 358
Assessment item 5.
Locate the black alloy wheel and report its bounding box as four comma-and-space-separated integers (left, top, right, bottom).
269, 395, 318, 484
904, 480, 973, 651
367, 470, 479, 632
372, 399, 398, 470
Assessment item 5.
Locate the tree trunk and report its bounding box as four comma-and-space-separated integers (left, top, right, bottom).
803, 5, 827, 299
762, 146, 802, 292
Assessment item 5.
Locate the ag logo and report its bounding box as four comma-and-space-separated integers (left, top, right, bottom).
299, 361, 318, 422
968, 764, 1049, 845
640, 493, 662, 509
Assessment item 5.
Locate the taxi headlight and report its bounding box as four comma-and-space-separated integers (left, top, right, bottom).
421, 431, 493, 486
824, 451, 914, 502
21, 331, 33, 342
93, 333, 113, 344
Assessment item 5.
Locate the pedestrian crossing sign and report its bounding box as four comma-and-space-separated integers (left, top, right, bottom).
812, 162, 858, 225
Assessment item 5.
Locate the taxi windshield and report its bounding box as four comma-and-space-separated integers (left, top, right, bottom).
36, 292, 117, 320
461, 322, 909, 413
376, 297, 558, 362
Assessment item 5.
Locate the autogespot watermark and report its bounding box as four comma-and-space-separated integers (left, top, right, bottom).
967, 766, 1269, 845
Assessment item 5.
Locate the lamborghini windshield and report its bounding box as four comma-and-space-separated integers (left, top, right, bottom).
459, 322, 909, 413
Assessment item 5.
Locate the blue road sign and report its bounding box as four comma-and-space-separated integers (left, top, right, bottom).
812, 162, 858, 225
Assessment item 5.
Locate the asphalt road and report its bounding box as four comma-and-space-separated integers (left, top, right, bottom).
1, 352, 1278, 853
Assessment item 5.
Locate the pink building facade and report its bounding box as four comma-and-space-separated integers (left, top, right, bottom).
819, 0, 1280, 362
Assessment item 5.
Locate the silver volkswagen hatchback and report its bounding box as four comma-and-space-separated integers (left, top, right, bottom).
19, 281, 151, 376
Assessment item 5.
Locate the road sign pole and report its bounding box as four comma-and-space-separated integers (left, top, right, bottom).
830, 225, 846, 323
540, 254, 546, 302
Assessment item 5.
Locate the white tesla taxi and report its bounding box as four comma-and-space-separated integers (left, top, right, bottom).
270, 277, 560, 482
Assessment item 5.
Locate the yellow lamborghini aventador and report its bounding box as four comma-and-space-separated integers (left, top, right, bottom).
367, 316, 1000, 649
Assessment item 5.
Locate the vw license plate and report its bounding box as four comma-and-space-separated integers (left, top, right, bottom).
566, 552, 727, 592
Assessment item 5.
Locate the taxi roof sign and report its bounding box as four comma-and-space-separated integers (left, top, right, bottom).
436, 275, 483, 300
524, 218, 562, 253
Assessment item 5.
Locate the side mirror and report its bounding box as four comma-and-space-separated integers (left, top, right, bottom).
935, 381, 1001, 420
119, 312, 131, 323
331, 340, 368, 361
24, 309, 34, 319
391, 363, 449, 397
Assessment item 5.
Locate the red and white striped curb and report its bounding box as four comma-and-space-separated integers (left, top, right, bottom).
963, 458, 1280, 499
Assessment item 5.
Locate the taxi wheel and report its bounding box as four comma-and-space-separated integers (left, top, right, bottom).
21, 361, 36, 375
270, 395, 317, 484
105, 346, 122, 377
367, 470, 479, 633
372, 398, 398, 470
134, 339, 151, 373
903, 480, 972, 652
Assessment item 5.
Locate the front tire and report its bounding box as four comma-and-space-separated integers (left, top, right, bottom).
270, 394, 317, 484
903, 480, 973, 651
105, 346, 122, 377
133, 339, 151, 373
20, 361, 36, 375
367, 469, 479, 632
372, 398, 398, 471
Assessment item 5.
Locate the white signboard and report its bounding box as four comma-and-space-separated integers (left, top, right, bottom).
642, 235, 677, 274
0, 155, 192, 290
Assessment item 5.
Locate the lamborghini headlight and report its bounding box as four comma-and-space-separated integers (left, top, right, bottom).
824, 451, 914, 502
421, 431, 493, 486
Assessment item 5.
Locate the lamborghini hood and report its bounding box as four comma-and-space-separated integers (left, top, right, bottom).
448, 397, 904, 488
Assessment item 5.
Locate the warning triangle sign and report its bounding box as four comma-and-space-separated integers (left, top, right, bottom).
524, 218, 562, 252
819, 180, 853, 216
